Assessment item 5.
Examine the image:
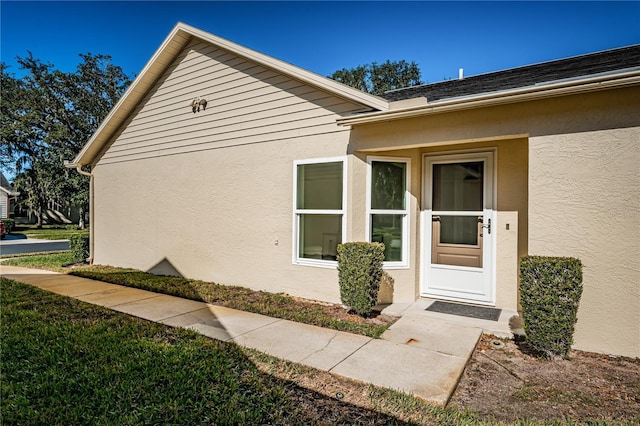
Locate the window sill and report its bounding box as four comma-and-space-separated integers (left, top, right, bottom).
382, 262, 410, 270
294, 258, 338, 269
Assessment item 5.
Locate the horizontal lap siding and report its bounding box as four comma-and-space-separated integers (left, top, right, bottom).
100, 39, 366, 165
93, 38, 375, 304
0, 194, 7, 218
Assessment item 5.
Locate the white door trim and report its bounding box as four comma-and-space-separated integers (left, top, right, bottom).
421, 150, 497, 305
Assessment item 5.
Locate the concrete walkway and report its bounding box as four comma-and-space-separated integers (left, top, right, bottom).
0, 264, 512, 406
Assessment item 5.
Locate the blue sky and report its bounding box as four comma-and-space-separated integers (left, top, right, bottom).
2, 1, 639, 84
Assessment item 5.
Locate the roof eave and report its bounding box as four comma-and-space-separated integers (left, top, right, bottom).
73, 23, 193, 166
181, 24, 389, 111
337, 70, 640, 126
0, 187, 19, 196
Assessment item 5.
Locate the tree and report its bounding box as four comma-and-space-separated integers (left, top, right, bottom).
1, 53, 131, 227
329, 60, 423, 95
12, 156, 58, 228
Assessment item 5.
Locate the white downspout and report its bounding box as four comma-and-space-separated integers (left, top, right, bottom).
64, 161, 94, 264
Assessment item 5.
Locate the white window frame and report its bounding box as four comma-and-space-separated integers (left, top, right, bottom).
366, 156, 411, 269
293, 156, 347, 268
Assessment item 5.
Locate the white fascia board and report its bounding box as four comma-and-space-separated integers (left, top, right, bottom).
73, 23, 192, 166
73, 22, 388, 166
337, 71, 640, 126
0, 187, 19, 196
180, 23, 389, 111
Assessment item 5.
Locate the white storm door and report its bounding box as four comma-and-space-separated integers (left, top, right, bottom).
422, 152, 495, 305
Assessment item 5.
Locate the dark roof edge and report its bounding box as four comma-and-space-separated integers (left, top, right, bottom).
385, 44, 640, 96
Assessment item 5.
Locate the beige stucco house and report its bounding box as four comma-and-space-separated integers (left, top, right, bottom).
69, 23, 640, 358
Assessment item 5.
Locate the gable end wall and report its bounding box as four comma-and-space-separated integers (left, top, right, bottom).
92, 39, 369, 303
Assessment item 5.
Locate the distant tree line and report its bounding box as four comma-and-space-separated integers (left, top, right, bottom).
1, 53, 131, 228
328, 59, 423, 95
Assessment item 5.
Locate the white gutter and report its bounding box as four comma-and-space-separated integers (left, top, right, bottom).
65, 162, 91, 177
337, 70, 640, 126
0, 187, 19, 196
64, 161, 94, 264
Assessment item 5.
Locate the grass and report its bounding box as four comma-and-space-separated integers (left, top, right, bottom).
512, 384, 598, 406
1, 251, 75, 271
10, 225, 89, 240
1, 278, 480, 425
0, 250, 72, 260
2, 254, 392, 338
4, 267, 629, 425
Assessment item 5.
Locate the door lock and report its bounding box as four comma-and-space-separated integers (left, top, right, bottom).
481, 218, 492, 235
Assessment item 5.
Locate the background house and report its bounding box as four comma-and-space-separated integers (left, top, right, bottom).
0, 173, 19, 218
70, 23, 640, 358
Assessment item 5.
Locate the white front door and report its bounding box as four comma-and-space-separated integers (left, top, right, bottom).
422, 152, 495, 305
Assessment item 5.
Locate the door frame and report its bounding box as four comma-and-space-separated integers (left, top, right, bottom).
420, 149, 497, 305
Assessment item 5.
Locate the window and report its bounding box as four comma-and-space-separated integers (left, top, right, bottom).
367, 157, 410, 267
294, 158, 346, 266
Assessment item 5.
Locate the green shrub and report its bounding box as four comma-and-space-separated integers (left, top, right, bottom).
337, 242, 385, 317
2, 218, 15, 234
520, 256, 583, 358
69, 234, 90, 263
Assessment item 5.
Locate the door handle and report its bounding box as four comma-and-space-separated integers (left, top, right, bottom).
481, 218, 491, 235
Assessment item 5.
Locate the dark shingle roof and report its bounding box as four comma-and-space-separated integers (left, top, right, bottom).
382, 45, 640, 103
0, 173, 14, 192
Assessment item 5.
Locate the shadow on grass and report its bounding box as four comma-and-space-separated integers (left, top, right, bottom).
1, 278, 413, 425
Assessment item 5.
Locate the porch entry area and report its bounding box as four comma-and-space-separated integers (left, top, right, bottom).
421, 151, 496, 305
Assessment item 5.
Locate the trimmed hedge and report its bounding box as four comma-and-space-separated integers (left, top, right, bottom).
1, 218, 15, 234
337, 242, 385, 317
520, 256, 583, 358
69, 234, 90, 263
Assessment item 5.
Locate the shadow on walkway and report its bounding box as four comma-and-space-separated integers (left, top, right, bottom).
3, 274, 405, 425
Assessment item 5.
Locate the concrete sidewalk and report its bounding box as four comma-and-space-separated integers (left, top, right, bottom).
1, 265, 486, 405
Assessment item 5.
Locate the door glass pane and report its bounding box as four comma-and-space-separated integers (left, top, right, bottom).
299, 214, 342, 260
371, 214, 403, 261
297, 162, 343, 210
371, 161, 406, 210
439, 216, 479, 245
433, 162, 483, 211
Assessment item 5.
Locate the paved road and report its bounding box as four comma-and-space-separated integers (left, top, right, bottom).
0, 238, 70, 256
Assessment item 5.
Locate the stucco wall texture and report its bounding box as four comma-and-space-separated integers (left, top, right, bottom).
91, 38, 640, 358
347, 87, 640, 357
348, 140, 528, 311
91, 38, 370, 304
529, 127, 640, 358
93, 133, 350, 304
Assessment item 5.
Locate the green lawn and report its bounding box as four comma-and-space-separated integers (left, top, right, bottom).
11, 225, 89, 240
0, 250, 73, 262
1, 251, 74, 268
1, 278, 477, 425
3, 253, 392, 338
